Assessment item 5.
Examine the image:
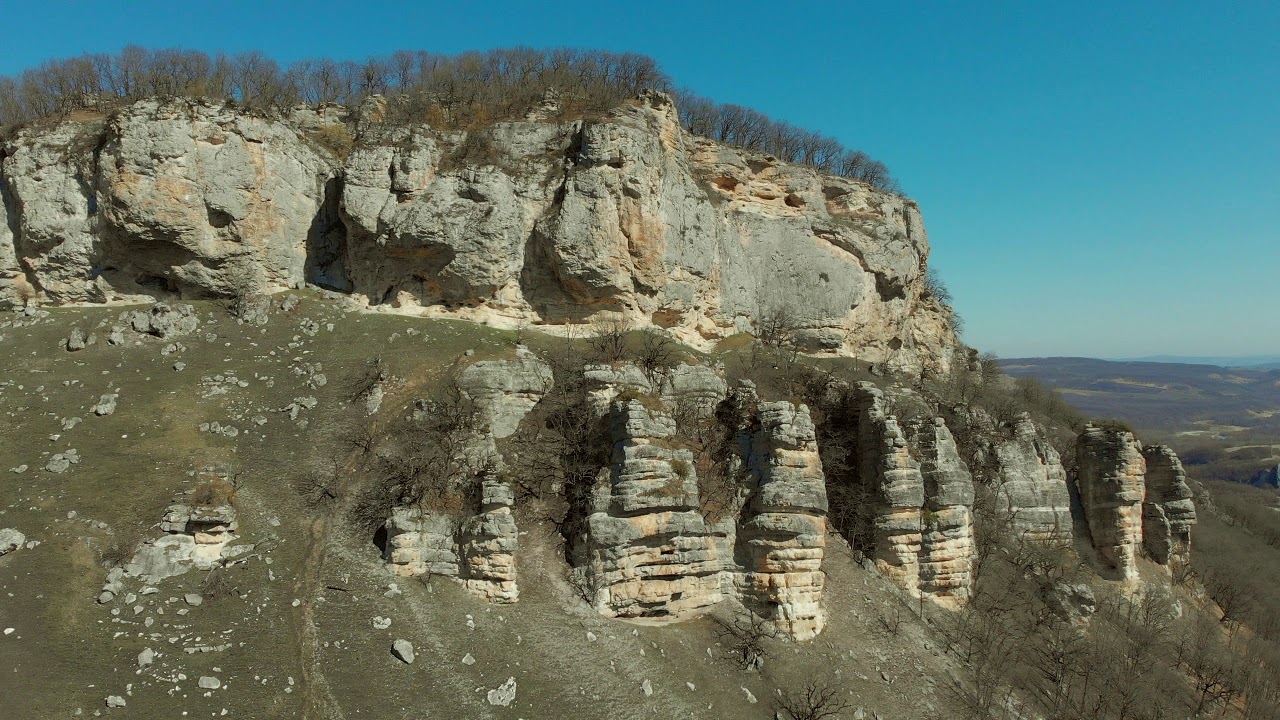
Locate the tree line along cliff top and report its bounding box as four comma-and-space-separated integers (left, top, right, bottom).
0, 46, 899, 192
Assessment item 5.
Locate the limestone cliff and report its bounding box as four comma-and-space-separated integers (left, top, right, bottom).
0, 94, 957, 374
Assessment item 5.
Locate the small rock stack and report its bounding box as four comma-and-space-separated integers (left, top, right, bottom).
739, 401, 828, 640
1141, 445, 1197, 569
993, 414, 1073, 543
1076, 425, 1147, 581
583, 399, 722, 619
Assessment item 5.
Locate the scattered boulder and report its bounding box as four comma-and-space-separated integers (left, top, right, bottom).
0, 528, 26, 556
66, 327, 89, 351
392, 639, 415, 664
198, 676, 221, 690
44, 449, 79, 473
105, 695, 126, 708
487, 677, 517, 706
125, 303, 199, 339
92, 393, 118, 416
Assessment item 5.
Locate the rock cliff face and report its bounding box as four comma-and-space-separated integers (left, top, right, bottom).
993, 414, 1073, 544
1, 94, 956, 374
1075, 425, 1147, 581
1141, 445, 1197, 569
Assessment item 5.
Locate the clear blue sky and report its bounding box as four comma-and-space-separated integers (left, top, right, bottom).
4, 1, 1277, 358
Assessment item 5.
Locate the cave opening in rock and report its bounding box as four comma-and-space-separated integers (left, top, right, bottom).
304, 176, 352, 292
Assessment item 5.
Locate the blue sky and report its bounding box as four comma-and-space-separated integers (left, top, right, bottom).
3, 1, 1277, 358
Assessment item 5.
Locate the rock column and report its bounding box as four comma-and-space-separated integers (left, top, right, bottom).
739, 401, 828, 639
907, 418, 976, 607
853, 384, 925, 595
1141, 445, 1197, 568
1076, 425, 1146, 580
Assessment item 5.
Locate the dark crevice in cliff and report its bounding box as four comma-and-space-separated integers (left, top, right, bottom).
304, 175, 352, 292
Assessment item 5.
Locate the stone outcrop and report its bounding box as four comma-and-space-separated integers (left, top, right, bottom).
852, 383, 925, 595
739, 401, 827, 639
580, 399, 722, 619
1, 94, 956, 375
1076, 425, 1147, 581
906, 418, 976, 607
126, 492, 242, 581
1141, 445, 1197, 568
385, 476, 521, 603
458, 348, 553, 438
993, 414, 1073, 544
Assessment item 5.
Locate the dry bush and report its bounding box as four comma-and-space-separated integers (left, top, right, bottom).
306, 124, 353, 160
190, 476, 236, 506
714, 605, 780, 671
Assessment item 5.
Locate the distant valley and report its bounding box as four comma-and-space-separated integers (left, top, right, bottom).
1003, 356, 1280, 484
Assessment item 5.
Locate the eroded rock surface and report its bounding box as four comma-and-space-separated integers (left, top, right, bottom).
1, 94, 956, 375
581, 399, 722, 619
993, 414, 1073, 544
739, 401, 827, 640
1076, 425, 1147, 581
1141, 445, 1197, 568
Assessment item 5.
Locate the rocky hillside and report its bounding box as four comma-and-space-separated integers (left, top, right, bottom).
3, 92, 1274, 720
0, 92, 955, 375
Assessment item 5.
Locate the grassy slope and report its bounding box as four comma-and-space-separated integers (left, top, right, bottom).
0, 295, 962, 720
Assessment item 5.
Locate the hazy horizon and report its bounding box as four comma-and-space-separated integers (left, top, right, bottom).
3, 1, 1276, 358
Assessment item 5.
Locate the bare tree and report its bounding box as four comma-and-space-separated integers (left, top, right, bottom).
774, 681, 854, 720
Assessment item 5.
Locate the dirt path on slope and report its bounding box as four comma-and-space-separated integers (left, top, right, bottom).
296, 514, 345, 720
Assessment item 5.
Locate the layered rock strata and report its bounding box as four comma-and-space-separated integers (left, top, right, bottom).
1141, 445, 1197, 568
458, 348, 553, 438
581, 399, 722, 619
1, 94, 956, 374
739, 401, 828, 639
126, 497, 242, 582
852, 383, 925, 595
1075, 425, 1147, 581
383, 473, 520, 603
993, 414, 1073, 543
906, 418, 976, 607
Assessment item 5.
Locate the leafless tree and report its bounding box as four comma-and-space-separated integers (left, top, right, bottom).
774, 681, 854, 720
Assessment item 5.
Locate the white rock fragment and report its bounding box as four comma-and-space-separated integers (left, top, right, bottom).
0, 529, 25, 555
487, 677, 517, 706
392, 639, 415, 664
198, 676, 221, 689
